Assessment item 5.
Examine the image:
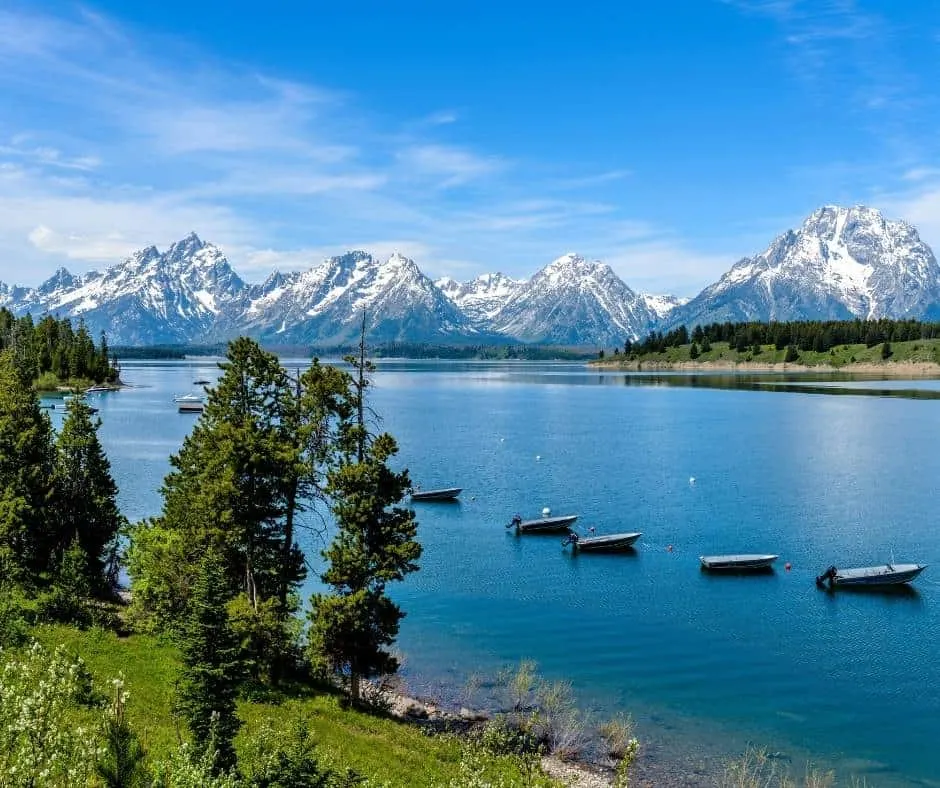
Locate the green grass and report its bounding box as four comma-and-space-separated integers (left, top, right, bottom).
596, 339, 940, 368
29, 624, 535, 786
33, 372, 100, 392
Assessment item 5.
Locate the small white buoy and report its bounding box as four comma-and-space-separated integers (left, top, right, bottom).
500, 437, 505, 442
542, 507, 551, 517
689, 476, 696, 485
535, 454, 541, 461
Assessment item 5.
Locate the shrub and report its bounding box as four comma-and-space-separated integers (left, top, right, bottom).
599, 714, 639, 760
0, 591, 29, 648
240, 718, 366, 787
34, 370, 62, 391
0, 642, 102, 786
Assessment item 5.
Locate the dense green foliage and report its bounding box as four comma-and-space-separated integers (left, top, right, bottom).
0, 349, 123, 608
0, 308, 118, 386
53, 399, 126, 592
0, 350, 57, 583
127, 339, 306, 639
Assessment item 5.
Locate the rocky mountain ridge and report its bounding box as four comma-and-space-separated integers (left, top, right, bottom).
2, 205, 939, 346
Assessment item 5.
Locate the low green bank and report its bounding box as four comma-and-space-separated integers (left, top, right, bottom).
595, 338, 940, 367
29, 624, 542, 787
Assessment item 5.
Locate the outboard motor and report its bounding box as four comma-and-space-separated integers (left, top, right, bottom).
561, 530, 579, 548
507, 514, 523, 530
816, 565, 838, 588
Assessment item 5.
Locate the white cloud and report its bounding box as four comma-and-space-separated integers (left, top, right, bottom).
396, 145, 504, 187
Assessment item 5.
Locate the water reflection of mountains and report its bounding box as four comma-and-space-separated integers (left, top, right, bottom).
531, 372, 940, 400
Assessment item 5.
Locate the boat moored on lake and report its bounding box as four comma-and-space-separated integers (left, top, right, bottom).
411, 487, 462, 502
700, 554, 779, 571
508, 513, 578, 533
562, 529, 642, 552
174, 393, 204, 403
816, 563, 926, 588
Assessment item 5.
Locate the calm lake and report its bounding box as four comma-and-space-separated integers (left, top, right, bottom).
46, 361, 940, 786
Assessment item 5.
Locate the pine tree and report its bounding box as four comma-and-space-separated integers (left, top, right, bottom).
96, 677, 148, 788
53, 398, 125, 593
128, 338, 300, 632
0, 350, 56, 584
308, 322, 421, 701
177, 551, 243, 773
42, 534, 92, 626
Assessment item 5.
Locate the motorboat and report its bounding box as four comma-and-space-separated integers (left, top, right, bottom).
508, 513, 578, 533
816, 563, 926, 588
411, 487, 461, 502
562, 530, 641, 552
700, 554, 778, 571
174, 393, 205, 403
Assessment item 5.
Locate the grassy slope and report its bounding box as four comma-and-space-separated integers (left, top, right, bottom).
597, 339, 940, 367
30, 624, 506, 787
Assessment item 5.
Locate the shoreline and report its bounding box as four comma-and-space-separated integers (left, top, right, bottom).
591, 358, 940, 377
378, 681, 733, 787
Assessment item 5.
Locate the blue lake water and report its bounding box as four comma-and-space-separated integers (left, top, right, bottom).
48, 361, 940, 786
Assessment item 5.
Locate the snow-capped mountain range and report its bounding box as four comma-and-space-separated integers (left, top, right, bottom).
2, 205, 939, 346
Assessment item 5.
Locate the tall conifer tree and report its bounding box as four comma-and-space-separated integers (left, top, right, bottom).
308, 321, 421, 701
0, 350, 56, 583
53, 399, 125, 592
177, 551, 243, 772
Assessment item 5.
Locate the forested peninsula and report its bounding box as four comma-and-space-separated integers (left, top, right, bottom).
593, 318, 940, 375
0, 307, 119, 389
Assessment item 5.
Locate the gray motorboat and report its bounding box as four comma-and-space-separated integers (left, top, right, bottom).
816, 563, 926, 588
411, 487, 461, 502
508, 513, 578, 533
562, 530, 641, 552
700, 554, 778, 571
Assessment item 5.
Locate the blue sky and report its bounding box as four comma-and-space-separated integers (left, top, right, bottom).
1, 0, 939, 295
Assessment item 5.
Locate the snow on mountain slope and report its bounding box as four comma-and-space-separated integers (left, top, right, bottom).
668, 205, 940, 328
642, 293, 689, 320
436, 272, 525, 324
3, 233, 248, 344
239, 251, 475, 344
490, 253, 657, 344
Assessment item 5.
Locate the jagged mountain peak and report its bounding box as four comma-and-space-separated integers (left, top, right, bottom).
436, 271, 525, 325
491, 253, 655, 344
165, 231, 207, 261
37, 267, 77, 294
667, 204, 940, 328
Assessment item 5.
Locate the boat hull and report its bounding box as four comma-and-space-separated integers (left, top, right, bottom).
832, 564, 925, 587
573, 532, 642, 552
411, 487, 461, 502
516, 515, 578, 533
700, 554, 778, 571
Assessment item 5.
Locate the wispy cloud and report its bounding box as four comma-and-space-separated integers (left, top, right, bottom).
396, 144, 504, 187
0, 4, 729, 295
723, 0, 916, 117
